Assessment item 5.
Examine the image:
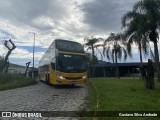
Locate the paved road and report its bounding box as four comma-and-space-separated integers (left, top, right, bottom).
0, 81, 88, 120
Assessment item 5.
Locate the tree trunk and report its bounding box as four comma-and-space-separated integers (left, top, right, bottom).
112, 53, 116, 78
4, 61, 9, 73
147, 59, 155, 90
115, 51, 120, 79
91, 46, 95, 63
0, 50, 11, 72
138, 42, 146, 83
24, 62, 31, 77
91, 46, 95, 77
0, 39, 16, 72
139, 42, 143, 67
153, 40, 160, 82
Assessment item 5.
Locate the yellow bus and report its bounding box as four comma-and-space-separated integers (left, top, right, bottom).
39, 39, 87, 85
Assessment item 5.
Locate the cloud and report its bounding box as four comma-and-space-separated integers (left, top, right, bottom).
81, 0, 139, 33
0, 0, 91, 48
0, 0, 68, 26
0, 0, 156, 66
0, 44, 8, 56
10, 48, 44, 67
0, 43, 44, 66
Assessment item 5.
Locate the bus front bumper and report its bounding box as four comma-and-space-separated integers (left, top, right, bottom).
56, 78, 87, 84
55, 71, 87, 85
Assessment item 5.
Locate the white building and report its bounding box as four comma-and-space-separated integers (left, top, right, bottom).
8, 63, 26, 74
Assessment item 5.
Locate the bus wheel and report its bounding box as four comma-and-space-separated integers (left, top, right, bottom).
45, 74, 49, 84
47, 74, 51, 85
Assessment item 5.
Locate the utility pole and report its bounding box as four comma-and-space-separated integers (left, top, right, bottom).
32, 32, 36, 78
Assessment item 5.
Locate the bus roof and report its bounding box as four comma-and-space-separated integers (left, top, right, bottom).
54, 39, 84, 53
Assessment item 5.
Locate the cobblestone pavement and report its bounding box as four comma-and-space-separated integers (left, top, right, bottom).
0, 81, 88, 120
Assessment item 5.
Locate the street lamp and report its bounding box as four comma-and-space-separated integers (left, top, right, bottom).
30, 32, 36, 78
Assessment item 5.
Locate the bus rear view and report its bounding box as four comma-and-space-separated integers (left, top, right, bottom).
39, 39, 87, 85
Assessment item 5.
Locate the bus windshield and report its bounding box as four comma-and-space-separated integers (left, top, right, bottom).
56, 53, 86, 73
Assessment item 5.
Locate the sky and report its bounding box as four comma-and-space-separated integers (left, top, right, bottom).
0, 0, 157, 67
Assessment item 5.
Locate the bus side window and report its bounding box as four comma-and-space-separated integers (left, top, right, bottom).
51, 63, 55, 70
43, 65, 48, 72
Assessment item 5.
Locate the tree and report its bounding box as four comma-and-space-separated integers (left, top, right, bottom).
0, 39, 16, 72
122, 11, 150, 67
103, 33, 132, 79
86, 53, 98, 78
84, 37, 103, 77
0, 56, 4, 70
132, 0, 160, 81
0, 56, 4, 64
84, 37, 103, 64
24, 62, 31, 77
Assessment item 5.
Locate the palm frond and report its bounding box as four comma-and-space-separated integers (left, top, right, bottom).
96, 47, 103, 60
116, 45, 122, 61
123, 48, 128, 61
94, 44, 104, 48
112, 49, 115, 63
150, 48, 155, 62
103, 46, 106, 57
84, 36, 104, 61
141, 37, 149, 57
126, 42, 132, 57
104, 32, 132, 62
85, 47, 92, 52
133, 0, 144, 11
121, 11, 138, 28
106, 47, 111, 61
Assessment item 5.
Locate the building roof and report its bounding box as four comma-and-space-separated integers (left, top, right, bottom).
91, 62, 148, 67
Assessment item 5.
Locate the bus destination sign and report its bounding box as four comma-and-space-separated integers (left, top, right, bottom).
56, 40, 84, 52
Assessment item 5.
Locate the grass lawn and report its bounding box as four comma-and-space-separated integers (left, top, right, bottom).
0, 73, 37, 90
86, 78, 160, 120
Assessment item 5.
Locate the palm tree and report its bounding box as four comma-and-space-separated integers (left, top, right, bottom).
132, 0, 160, 81
121, 11, 150, 67
84, 37, 103, 64
128, 34, 149, 66
84, 37, 103, 77
103, 33, 132, 79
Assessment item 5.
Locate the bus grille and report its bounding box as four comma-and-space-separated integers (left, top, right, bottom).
65, 77, 81, 80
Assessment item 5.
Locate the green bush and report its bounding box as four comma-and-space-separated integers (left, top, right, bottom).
0, 73, 37, 90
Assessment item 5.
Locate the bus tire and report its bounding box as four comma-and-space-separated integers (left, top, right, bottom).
47, 74, 51, 85
46, 74, 49, 84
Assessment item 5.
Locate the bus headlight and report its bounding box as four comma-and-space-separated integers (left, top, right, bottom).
59, 76, 65, 79
56, 74, 66, 80
82, 75, 87, 79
